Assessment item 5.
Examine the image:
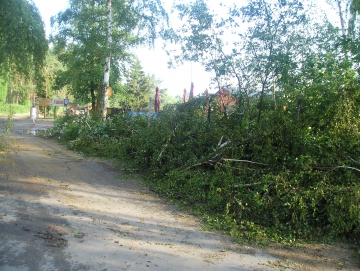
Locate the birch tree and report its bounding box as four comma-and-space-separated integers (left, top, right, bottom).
102, 0, 112, 120
51, 0, 167, 119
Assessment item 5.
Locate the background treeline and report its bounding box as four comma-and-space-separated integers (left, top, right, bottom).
0, 0, 176, 115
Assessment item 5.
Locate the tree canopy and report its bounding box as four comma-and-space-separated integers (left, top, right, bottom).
51, 0, 168, 114
0, 0, 48, 80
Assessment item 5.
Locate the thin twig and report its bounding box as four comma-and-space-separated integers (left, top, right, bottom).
233, 181, 274, 188
85, 121, 92, 130
157, 124, 178, 161
219, 141, 231, 148
222, 159, 268, 166
326, 165, 360, 173
217, 136, 224, 147
347, 156, 359, 164
123, 123, 141, 136
225, 166, 258, 171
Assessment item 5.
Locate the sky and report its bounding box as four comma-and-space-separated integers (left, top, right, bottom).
32, 0, 218, 97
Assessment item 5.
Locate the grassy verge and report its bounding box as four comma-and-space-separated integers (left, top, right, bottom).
0, 104, 30, 116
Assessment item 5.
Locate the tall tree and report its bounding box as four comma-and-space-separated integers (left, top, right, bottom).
124, 60, 152, 110
0, 77, 7, 105
51, 0, 168, 118
0, 0, 48, 81
102, 0, 113, 120
7, 72, 35, 105
237, 0, 308, 122
39, 51, 64, 99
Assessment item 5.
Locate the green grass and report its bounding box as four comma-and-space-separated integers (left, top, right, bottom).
0, 104, 30, 115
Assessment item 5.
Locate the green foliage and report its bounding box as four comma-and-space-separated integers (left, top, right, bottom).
0, 53, 61, 106
0, 76, 7, 104
108, 61, 174, 112
6, 72, 37, 105
40, 51, 65, 99
0, 108, 14, 152
0, 0, 48, 83
46, 79, 360, 245
51, 0, 113, 106
51, 0, 168, 110
122, 60, 152, 110
0, 104, 31, 115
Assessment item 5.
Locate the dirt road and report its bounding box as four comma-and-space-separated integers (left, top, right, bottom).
0, 115, 358, 271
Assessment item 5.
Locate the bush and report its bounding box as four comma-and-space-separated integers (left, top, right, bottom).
0, 103, 31, 115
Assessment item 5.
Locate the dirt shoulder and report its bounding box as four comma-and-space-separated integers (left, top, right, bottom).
0, 115, 359, 271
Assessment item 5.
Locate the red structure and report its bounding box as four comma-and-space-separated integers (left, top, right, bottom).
183, 88, 187, 103
216, 88, 237, 112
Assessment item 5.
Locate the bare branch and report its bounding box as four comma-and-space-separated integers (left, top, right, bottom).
327, 165, 360, 173
222, 159, 268, 166
233, 181, 273, 188
347, 156, 360, 164
157, 124, 178, 161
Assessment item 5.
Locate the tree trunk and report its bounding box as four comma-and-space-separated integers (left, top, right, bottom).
101, 0, 112, 121
336, 0, 347, 37
91, 87, 96, 114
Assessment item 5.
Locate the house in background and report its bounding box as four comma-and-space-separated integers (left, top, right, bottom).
215, 87, 238, 113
